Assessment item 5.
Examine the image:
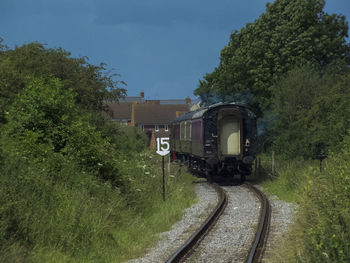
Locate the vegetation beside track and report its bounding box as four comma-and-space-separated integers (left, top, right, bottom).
255, 148, 350, 262
0, 42, 197, 262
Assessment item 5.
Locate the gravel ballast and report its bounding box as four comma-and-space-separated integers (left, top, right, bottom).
262, 194, 298, 262
187, 185, 260, 262
127, 181, 218, 263
127, 182, 297, 263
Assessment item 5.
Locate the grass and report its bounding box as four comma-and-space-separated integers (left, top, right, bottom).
251, 154, 318, 203
253, 152, 350, 262
0, 150, 197, 263
114, 154, 197, 262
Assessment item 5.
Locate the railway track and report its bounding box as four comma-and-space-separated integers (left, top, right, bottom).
166, 182, 271, 263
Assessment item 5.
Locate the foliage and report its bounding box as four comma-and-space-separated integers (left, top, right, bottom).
0, 37, 196, 262
258, 154, 317, 203
271, 64, 350, 159
195, 0, 350, 115
0, 76, 124, 258
0, 139, 125, 262
92, 115, 148, 157
3, 76, 123, 185
295, 138, 350, 262
0, 75, 196, 262
111, 153, 197, 262
263, 138, 350, 262
0, 42, 126, 123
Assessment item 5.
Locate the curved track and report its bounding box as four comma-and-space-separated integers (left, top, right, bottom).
166, 183, 228, 262
244, 183, 271, 263
166, 182, 271, 263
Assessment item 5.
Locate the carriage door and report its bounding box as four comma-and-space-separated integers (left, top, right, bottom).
218, 109, 241, 158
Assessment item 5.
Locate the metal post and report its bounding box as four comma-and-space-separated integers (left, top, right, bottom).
162, 155, 165, 201
168, 154, 170, 174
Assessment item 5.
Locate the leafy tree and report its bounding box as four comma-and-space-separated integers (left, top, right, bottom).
0, 42, 126, 123
3, 76, 123, 184
195, 0, 350, 115
271, 64, 350, 158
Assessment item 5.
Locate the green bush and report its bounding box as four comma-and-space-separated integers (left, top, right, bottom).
0, 137, 125, 262
0, 75, 196, 262
271, 64, 350, 159
262, 138, 350, 262
3, 76, 124, 186
295, 139, 350, 262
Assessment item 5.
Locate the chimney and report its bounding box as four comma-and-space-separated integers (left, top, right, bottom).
185, 96, 191, 105
131, 102, 136, 126
140, 92, 144, 98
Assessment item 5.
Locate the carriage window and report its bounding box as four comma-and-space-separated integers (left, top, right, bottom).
186, 121, 191, 140
180, 122, 186, 140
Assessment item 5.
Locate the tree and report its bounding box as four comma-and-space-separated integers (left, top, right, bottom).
271, 64, 350, 158
0, 42, 126, 123
195, 0, 350, 115
3, 76, 123, 184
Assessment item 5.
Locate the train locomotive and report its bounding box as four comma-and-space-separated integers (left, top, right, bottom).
170, 103, 257, 181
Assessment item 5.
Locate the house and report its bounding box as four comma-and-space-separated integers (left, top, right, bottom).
104, 92, 191, 148
131, 102, 189, 148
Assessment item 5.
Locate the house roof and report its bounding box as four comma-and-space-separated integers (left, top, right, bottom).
105, 102, 132, 120
119, 96, 144, 103
134, 103, 189, 125
158, 99, 189, 105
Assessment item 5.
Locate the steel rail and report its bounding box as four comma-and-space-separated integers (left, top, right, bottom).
166, 183, 228, 263
244, 183, 271, 263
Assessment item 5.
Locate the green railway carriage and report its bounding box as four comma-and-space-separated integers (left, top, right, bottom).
170, 103, 257, 181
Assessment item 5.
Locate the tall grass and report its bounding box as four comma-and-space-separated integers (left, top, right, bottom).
0, 147, 196, 263
0, 77, 197, 262
114, 152, 197, 262
257, 154, 318, 202
257, 147, 350, 262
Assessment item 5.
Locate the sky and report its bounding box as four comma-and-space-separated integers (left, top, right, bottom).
1, 0, 350, 100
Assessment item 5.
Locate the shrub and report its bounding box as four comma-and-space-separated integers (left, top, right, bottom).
295, 138, 350, 262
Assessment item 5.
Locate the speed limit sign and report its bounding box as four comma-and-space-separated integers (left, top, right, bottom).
156, 137, 170, 201
156, 137, 170, 156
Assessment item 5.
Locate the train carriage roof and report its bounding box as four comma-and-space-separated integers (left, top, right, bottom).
171, 102, 255, 124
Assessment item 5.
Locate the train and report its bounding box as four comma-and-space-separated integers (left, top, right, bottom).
170, 103, 257, 181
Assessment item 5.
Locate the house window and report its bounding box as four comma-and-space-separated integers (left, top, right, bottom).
165, 124, 168, 132
155, 125, 159, 132
140, 124, 144, 131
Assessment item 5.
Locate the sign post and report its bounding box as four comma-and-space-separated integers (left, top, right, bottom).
156, 137, 170, 201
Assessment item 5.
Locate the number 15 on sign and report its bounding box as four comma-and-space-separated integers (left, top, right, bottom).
156, 137, 170, 156
156, 137, 169, 202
